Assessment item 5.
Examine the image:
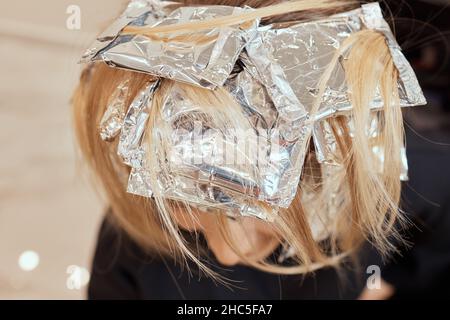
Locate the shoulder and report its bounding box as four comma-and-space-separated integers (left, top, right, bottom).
88, 211, 193, 299
88, 214, 138, 299
88, 212, 157, 299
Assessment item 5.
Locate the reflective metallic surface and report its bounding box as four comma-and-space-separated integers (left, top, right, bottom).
118, 80, 160, 197
83, 1, 258, 89
99, 79, 130, 141
92, 1, 426, 221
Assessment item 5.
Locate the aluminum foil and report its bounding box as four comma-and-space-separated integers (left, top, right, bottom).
91, 2, 426, 221
244, 2, 426, 169
99, 79, 130, 141
83, 1, 259, 89
361, 3, 426, 107
117, 80, 160, 198
81, 0, 178, 62
312, 112, 410, 181
118, 80, 160, 167
152, 82, 278, 220
226, 66, 310, 207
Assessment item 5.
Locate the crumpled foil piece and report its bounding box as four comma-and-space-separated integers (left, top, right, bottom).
127, 167, 154, 198
99, 79, 130, 141
92, 2, 426, 221
239, 3, 400, 205
243, 2, 426, 172
81, 0, 177, 63
361, 3, 426, 107
313, 112, 410, 181
118, 80, 160, 167
152, 82, 278, 220
226, 66, 310, 207
83, 1, 259, 89
117, 80, 160, 198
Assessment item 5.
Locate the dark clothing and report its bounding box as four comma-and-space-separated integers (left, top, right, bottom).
88, 217, 377, 299
381, 126, 450, 299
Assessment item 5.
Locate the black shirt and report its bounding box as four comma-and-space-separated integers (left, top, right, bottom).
88, 215, 380, 299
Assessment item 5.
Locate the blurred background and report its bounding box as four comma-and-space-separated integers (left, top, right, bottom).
0, 0, 449, 299
0, 0, 125, 299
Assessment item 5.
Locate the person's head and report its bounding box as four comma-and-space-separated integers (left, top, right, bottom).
73, 0, 416, 278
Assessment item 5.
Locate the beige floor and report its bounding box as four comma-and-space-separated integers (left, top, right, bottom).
0, 0, 126, 299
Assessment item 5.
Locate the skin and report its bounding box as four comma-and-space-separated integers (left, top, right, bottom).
172, 209, 280, 266
358, 279, 395, 300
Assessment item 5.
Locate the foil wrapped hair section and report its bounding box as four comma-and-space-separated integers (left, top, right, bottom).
243, 2, 425, 125
83, 1, 259, 89
121, 80, 160, 198
90, 2, 427, 222
154, 83, 278, 220
225, 67, 311, 208
81, 0, 177, 62
360, 3, 426, 107
118, 80, 160, 167
99, 80, 130, 141
97, 78, 160, 197
312, 113, 410, 181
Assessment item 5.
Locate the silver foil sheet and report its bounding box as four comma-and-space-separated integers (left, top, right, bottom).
244, 2, 426, 169
92, 2, 426, 221
81, 0, 177, 63
361, 3, 426, 107
118, 80, 160, 167
117, 80, 160, 198
154, 82, 278, 219
99, 79, 130, 141
313, 112, 410, 181
83, 1, 258, 89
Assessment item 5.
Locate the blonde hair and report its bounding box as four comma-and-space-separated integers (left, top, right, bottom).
73, 0, 405, 280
